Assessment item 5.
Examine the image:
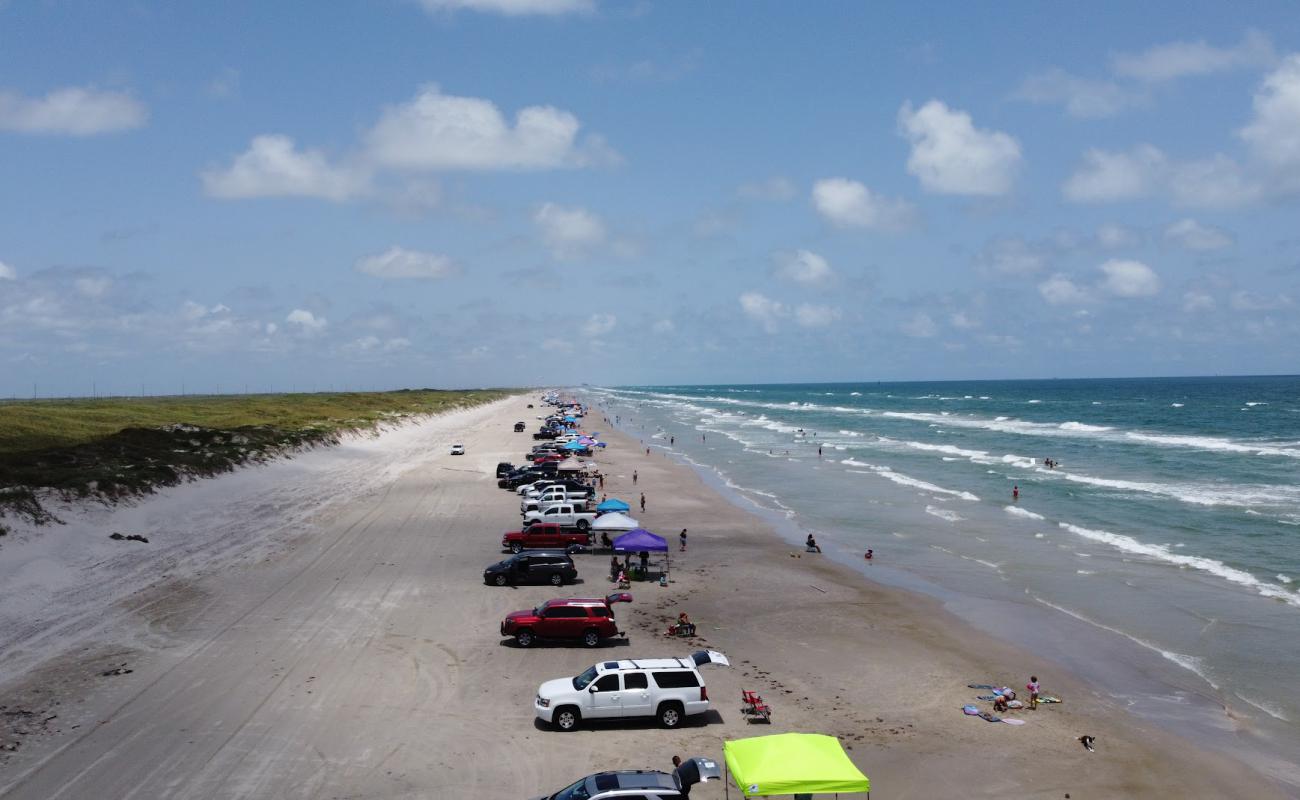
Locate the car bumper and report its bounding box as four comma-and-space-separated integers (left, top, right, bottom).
534, 696, 555, 723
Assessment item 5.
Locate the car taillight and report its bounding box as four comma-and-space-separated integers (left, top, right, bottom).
700, 686, 708, 702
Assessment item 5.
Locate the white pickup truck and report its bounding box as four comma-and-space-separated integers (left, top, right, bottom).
522, 503, 598, 531
523, 484, 593, 504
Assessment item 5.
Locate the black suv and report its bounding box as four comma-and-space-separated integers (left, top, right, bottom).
496, 462, 515, 478
484, 551, 577, 587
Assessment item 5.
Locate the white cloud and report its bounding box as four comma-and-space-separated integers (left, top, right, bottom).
1164, 219, 1233, 251
737, 177, 797, 201
0, 260, 15, 280
286, 308, 327, 333
356, 246, 457, 279
1239, 54, 1300, 180
581, 313, 617, 336
811, 177, 916, 230
739, 292, 786, 333
1229, 290, 1293, 311
1099, 259, 1160, 297
794, 304, 841, 328
775, 249, 834, 285
74, 276, 111, 298
1014, 68, 1141, 118
1112, 30, 1275, 83
900, 312, 937, 338
652, 319, 675, 334
416, 0, 594, 15
534, 202, 606, 259
202, 135, 369, 201
0, 86, 147, 135
1038, 274, 1092, 306
897, 100, 1021, 195
1064, 145, 1261, 208
1182, 291, 1216, 313
950, 311, 980, 330
364, 84, 612, 171
1096, 223, 1142, 249
980, 236, 1047, 275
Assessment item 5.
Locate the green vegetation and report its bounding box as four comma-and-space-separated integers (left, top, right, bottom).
0, 389, 511, 533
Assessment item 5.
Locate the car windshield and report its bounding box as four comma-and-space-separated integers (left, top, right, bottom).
550, 777, 591, 800
572, 665, 599, 691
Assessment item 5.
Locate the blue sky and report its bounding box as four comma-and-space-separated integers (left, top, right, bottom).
2, 0, 1299, 395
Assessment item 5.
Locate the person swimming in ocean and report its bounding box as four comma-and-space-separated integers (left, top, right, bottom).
1013, 485, 1020, 500
864, 549, 873, 561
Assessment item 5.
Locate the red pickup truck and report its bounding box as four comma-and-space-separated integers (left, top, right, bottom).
502, 523, 590, 554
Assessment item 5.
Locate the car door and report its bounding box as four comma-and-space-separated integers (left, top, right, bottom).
585, 673, 622, 718
620, 671, 652, 717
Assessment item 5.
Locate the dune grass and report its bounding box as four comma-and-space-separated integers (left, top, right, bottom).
0, 389, 511, 533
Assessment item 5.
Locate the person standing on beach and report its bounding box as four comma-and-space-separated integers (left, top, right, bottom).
818, 445, 823, 458
633, 470, 638, 485
1027, 675, 1040, 710
670, 436, 675, 445
679, 528, 687, 551
640, 492, 646, 512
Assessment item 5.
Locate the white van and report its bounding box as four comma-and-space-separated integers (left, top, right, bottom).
534, 650, 730, 731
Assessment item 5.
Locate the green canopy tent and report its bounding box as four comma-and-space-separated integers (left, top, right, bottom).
723, 733, 870, 798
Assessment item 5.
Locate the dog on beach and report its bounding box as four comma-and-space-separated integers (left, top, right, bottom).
1079, 735, 1095, 752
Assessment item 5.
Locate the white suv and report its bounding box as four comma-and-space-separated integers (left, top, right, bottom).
534, 650, 730, 731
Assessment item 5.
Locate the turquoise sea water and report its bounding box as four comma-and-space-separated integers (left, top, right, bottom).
585, 376, 1300, 788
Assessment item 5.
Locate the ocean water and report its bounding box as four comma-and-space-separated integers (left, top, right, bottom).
584, 377, 1300, 786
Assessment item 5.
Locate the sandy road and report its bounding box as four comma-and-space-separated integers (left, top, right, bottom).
3, 397, 650, 799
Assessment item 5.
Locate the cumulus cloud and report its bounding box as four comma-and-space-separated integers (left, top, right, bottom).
811, 178, 916, 230
1239, 54, 1300, 181
286, 308, 327, 333
1096, 223, 1142, 249
980, 236, 1047, 275
1182, 290, 1216, 313
534, 202, 606, 259
775, 249, 834, 285
897, 100, 1021, 195
1038, 274, 1092, 306
0, 260, 15, 280
0, 86, 147, 135
794, 303, 841, 328
364, 84, 614, 171
1014, 69, 1142, 118
202, 135, 369, 201
737, 177, 797, 201
355, 246, 457, 279
1164, 218, 1233, 251
416, 0, 594, 15
738, 292, 785, 333
581, 313, 617, 336
1063, 145, 1261, 208
1099, 259, 1160, 297
1112, 29, 1275, 83
900, 312, 937, 338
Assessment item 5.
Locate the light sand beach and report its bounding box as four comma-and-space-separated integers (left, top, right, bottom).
0, 395, 1286, 798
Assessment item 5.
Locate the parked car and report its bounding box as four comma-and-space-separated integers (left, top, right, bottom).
501, 592, 631, 647
522, 503, 597, 531
534, 650, 731, 731
533, 429, 559, 440
499, 464, 559, 489
450, 443, 465, 455
483, 551, 577, 587
522, 484, 594, 508
514, 421, 527, 432
496, 462, 515, 478
530, 759, 720, 800
502, 522, 591, 554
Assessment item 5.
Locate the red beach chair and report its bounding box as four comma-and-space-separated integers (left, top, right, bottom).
740, 689, 772, 723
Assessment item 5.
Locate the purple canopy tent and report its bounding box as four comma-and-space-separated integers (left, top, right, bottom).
612, 528, 671, 581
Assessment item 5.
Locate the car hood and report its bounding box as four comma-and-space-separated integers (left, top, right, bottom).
504, 610, 536, 623
537, 677, 573, 699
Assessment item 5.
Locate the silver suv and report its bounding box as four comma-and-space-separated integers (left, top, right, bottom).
532, 758, 721, 800
534, 650, 730, 731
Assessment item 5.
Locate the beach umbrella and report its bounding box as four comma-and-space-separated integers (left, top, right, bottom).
723, 733, 870, 797
562, 440, 586, 451
596, 498, 631, 513
592, 511, 638, 530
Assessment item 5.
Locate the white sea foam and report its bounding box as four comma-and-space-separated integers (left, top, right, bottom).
904, 441, 989, 459
1077, 570, 1095, 575
1171, 403, 1184, 408
1027, 399, 1042, 404
840, 459, 979, 501
1279, 574, 1293, 584
838, 429, 863, 437
1059, 421, 1113, 432
850, 392, 862, 396
1057, 470, 1300, 508
1004, 505, 1045, 520
925, 505, 964, 522
1058, 523, 1300, 607
1234, 692, 1290, 722
1246, 402, 1268, 407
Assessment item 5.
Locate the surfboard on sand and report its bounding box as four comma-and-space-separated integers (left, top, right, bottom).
1038, 696, 1062, 703
977, 712, 1001, 722
1001, 718, 1026, 725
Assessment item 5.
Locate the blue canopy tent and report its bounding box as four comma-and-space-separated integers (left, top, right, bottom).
612, 528, 671, 581
561, 440, 587, 451
597, 498, 631, 513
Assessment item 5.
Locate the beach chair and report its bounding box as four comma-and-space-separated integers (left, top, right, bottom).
740, 689, 772, 723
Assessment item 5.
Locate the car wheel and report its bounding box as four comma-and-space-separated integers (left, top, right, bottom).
510, 543, 523, 554
549, 573, 564, 586
582, 629, 600, 647
554, 706, 580, 731
576, 519, 590, 531
658, 702, 683, 729
515, 630, 535, 647
494, 574, 508, 587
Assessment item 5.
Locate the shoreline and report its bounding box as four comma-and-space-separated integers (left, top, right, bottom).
587, 398, 1293, 797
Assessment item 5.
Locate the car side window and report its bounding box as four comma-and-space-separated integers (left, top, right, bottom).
624, 672, 648, 690
592, 674, 620, 692
650, 671, 701, 689
548, 607, 582, 618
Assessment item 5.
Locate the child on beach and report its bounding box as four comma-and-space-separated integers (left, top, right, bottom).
1028, 676, 1040, 709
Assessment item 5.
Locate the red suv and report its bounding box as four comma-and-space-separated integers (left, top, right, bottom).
501, 593, 632, 648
